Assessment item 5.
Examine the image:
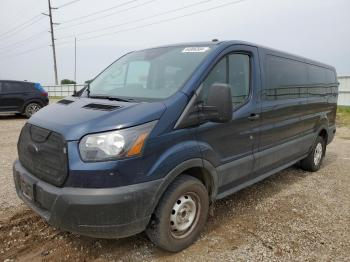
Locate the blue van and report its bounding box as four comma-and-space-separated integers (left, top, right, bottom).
13, 41, 338, 252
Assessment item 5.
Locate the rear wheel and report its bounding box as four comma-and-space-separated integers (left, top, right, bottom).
300, 136, 326, 172
146, 175, 209, 252
24, 103, 41, 118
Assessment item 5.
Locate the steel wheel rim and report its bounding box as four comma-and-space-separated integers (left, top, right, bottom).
314, 142, 323, 166
169, 192, 201, 239
27, 104, 40, 116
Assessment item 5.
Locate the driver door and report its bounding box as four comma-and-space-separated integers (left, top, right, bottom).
195, 45, 261, 195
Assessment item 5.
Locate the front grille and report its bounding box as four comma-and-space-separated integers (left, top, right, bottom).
18, 124, 68, 186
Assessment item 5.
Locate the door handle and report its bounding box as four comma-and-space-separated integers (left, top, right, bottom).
248, 113, 260, 120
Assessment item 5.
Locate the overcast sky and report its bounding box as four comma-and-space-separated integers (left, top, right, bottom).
0, 0, 349, 85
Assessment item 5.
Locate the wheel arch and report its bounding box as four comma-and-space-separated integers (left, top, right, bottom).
318, 128, 328, 144
148, 158, 218, 217
21, 99, 44, 113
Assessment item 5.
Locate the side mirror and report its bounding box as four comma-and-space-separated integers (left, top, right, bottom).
201, 83, 233, 123
174, 83, 233, 129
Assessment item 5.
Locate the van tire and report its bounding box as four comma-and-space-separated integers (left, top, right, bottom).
300, 136, 326, 172
24, 103, 42, 118
146, 175, 209, 252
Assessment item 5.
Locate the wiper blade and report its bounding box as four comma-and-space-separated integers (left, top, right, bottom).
89, 95, 132, 102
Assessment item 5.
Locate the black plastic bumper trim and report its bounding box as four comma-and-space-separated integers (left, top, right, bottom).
13, 160, 162, 239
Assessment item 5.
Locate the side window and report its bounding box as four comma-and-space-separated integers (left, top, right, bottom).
7, 82, 25, 93
201, 58, 227, 105
308, 65, 326, 84
202, 53, 250, 108
1, 82, 13, 93
325, 69, 336, 84
265, 55, 308, 100
203, 58, 227, 88
228, 54, 250, 106
307, 65, 332, 97
26, 83, 36, 91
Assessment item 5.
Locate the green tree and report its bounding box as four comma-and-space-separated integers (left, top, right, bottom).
61, 79, 76, 85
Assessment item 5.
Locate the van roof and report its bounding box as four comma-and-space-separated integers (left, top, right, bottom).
150, 40, 335, 71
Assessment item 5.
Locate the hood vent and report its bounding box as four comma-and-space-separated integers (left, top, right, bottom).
83, 103, 121, 111
58, 99, 74, 105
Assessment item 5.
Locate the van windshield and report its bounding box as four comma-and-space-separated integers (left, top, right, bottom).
88, 46, 214, 101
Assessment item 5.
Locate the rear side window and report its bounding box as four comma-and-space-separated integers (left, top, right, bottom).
1, 82, 26, 93
12, 82, 25, 92
265, 55, 335, 100
202, 53, 250, 108
308, 65, 326, 84
1, 82, 13, 93
265, 56, 307, 100
325, 69, 336, 84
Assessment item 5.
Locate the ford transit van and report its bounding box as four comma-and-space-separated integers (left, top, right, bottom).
13, 41, 338, 252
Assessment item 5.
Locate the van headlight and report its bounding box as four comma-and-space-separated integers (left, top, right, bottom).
79, 121, 157, 162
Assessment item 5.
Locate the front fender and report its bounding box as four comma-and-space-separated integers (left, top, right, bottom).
145, 158, 219, 217
147, 140, 202, 179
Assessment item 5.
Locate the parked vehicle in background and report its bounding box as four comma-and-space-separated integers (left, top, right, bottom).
13, 40, 338, 252
0, 80, 49, 118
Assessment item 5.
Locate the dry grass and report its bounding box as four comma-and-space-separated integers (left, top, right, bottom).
337, 106, 350, 127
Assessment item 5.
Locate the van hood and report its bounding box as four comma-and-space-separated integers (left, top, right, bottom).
28, 97, 166, 140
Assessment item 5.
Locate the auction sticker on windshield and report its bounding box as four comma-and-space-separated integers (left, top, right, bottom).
182, 47, 210, 53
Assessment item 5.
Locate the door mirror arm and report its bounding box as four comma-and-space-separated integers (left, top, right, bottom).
196, 102, 220, 123
174, 83, 233, 129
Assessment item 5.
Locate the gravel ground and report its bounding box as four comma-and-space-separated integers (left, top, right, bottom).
0, 115, 25, 220
0, 115, 349, 261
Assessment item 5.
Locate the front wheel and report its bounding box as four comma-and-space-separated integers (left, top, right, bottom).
146, 175, 209, 252
24, 103, 42, 118
300, 136, 326, 172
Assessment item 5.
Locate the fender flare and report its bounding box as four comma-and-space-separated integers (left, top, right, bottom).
314, 115, 329, 143
147, 158, 218, 215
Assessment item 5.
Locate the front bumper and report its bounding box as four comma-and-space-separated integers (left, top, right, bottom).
13, 160, 162, 238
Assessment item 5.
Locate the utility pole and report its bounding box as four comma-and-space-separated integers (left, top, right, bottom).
43, 0, 59, 85
73, 37, 77, 95
74, 37, 77, 83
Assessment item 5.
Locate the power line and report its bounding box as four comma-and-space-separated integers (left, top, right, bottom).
57, 0, 81, 8
0, 45, 49, 61
57, 0, 157, 32
57, 0, 218, 40
59, 0, 139, 25
0, 0, 247, 62
71, 0, 247, 43
0, 30, 48, 51
0, 0, 43, 34
0, 15, 44, 40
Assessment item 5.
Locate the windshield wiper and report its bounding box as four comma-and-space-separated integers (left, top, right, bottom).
89, 95, 133, 102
